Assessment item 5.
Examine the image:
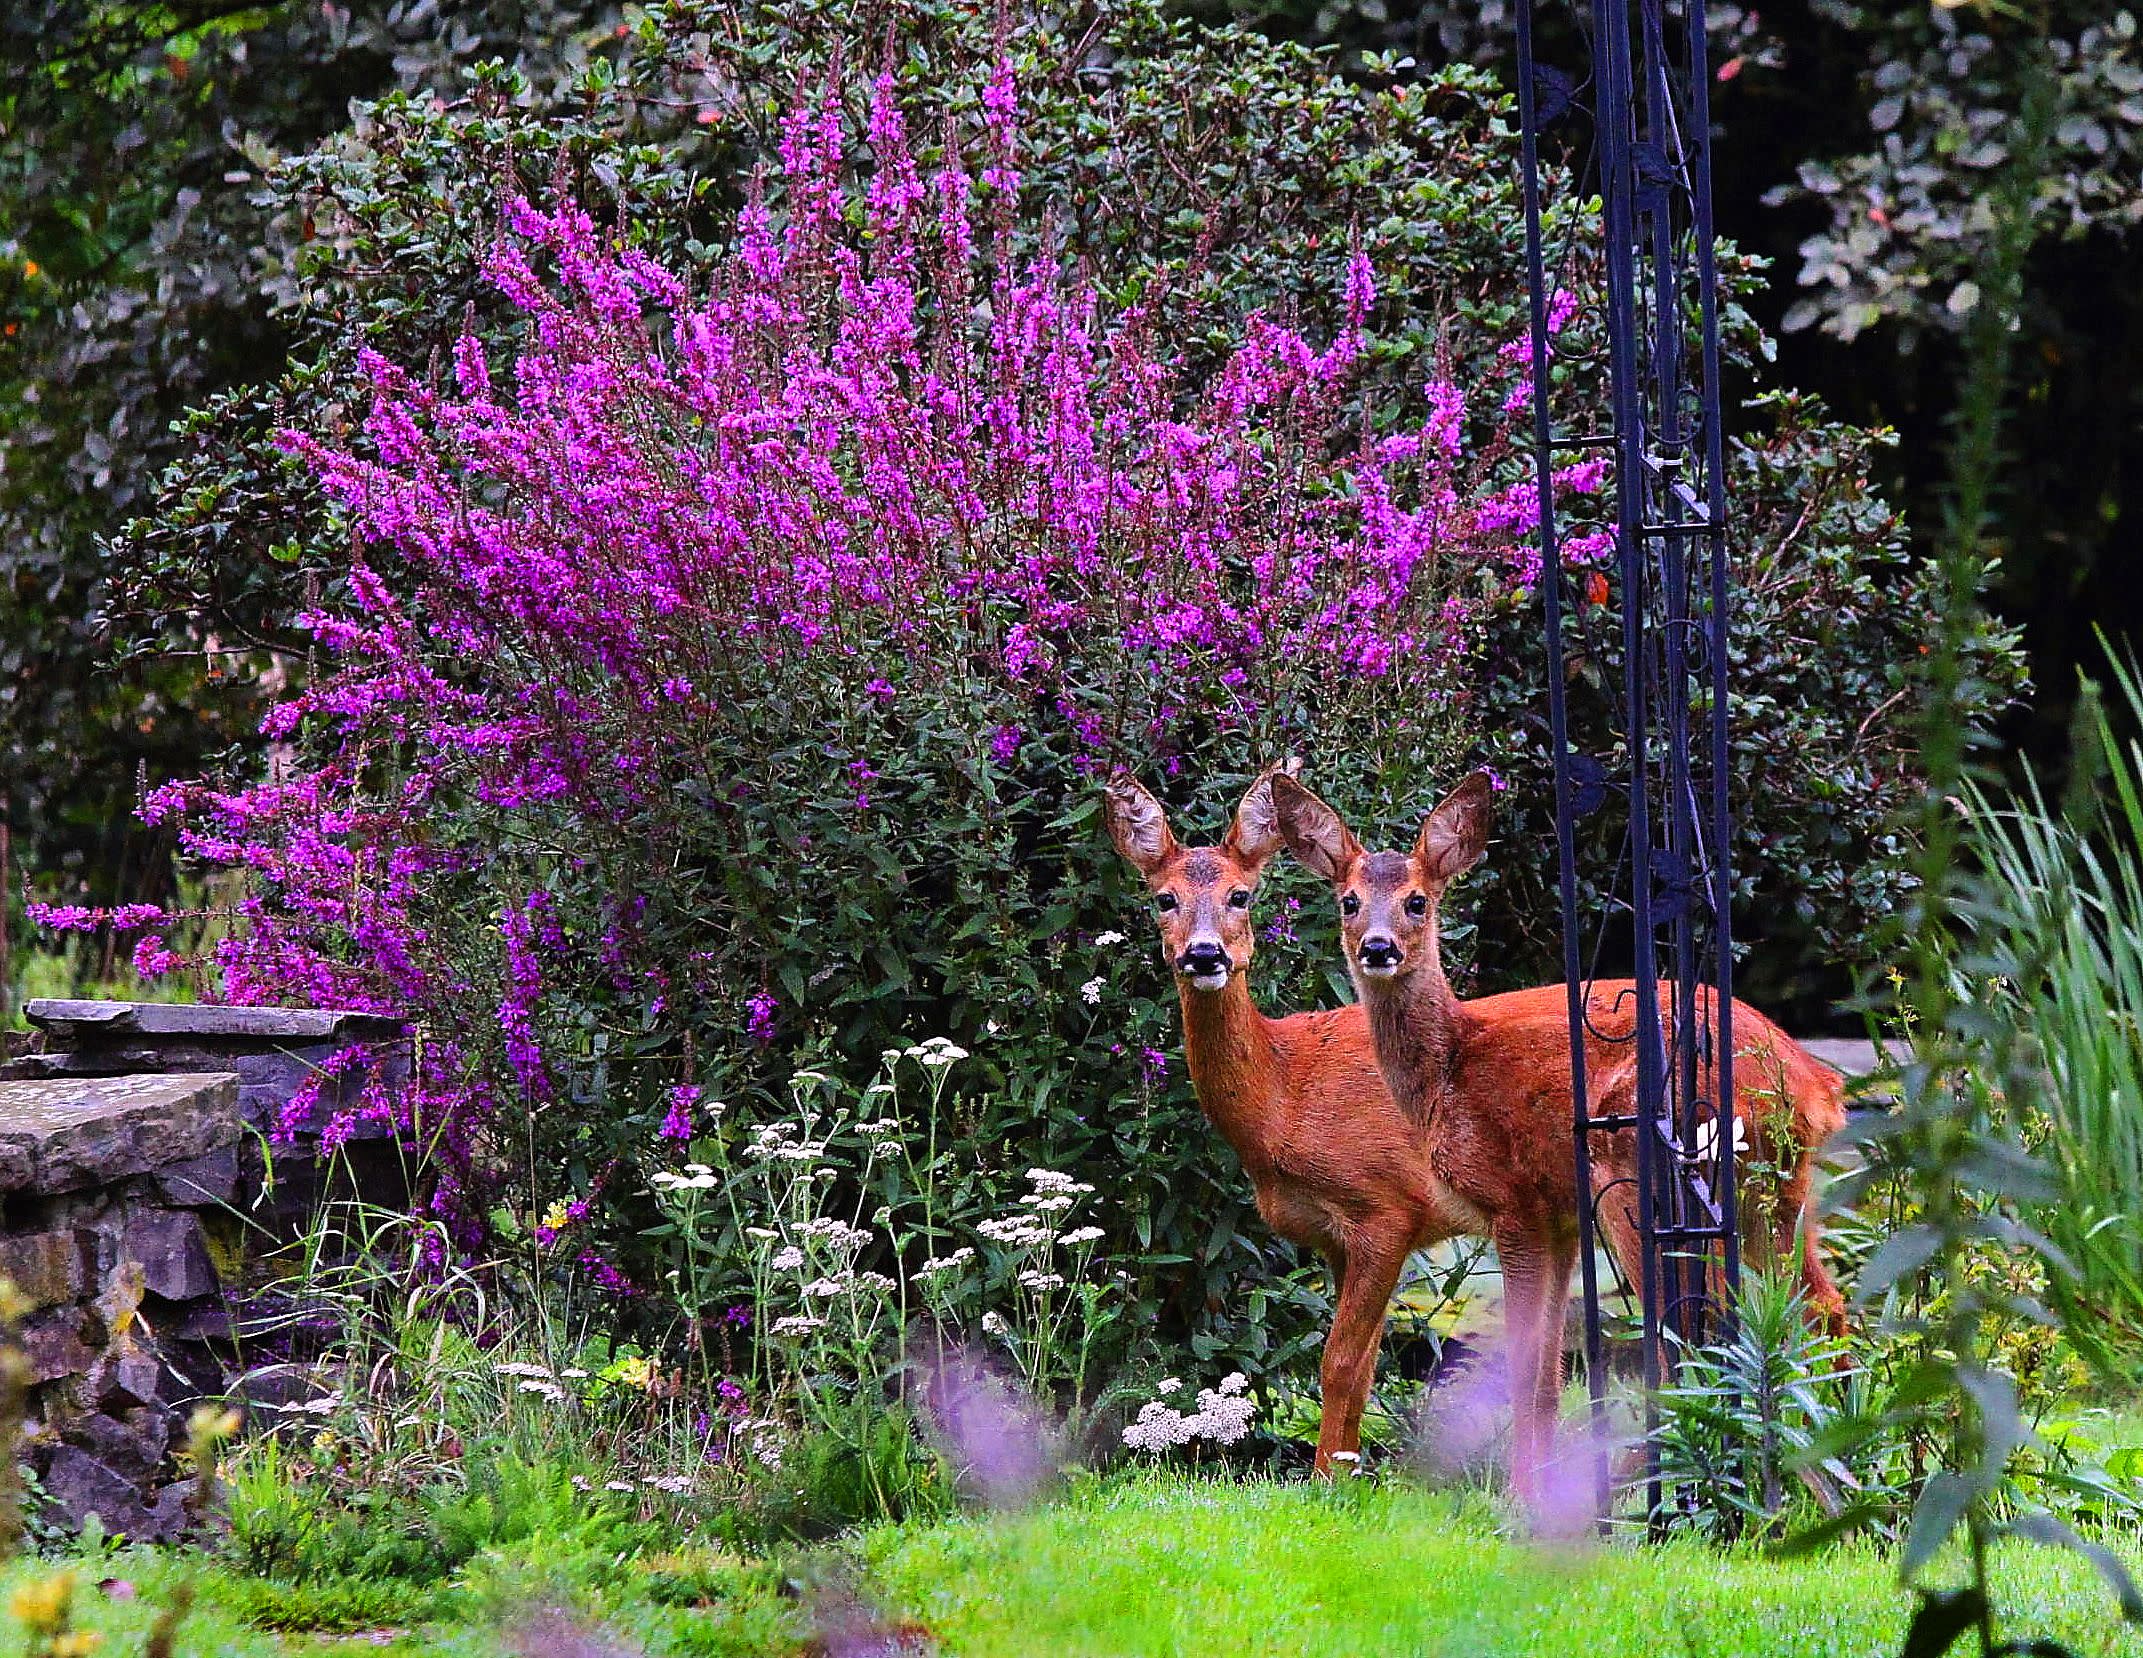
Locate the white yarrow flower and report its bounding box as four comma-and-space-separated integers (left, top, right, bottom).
1080, 976, 1105, 1005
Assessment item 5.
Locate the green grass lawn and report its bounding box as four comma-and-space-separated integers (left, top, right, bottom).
11, 1474, 2143, 1656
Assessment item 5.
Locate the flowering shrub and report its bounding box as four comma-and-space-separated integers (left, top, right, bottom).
118, 53, 1585, 1380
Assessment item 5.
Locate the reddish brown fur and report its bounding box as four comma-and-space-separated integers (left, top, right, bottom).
1104, 764, 1489, 1475
1269, 769, 1848, 1506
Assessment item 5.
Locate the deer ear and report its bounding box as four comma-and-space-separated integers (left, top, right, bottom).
1270, 773, 1362, 885
1104, 770, 1178, 878
1225, 758, 1304, 871
1417, 771, 1496, 882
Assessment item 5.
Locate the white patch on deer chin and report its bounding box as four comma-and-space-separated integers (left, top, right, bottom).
1184, 966, 1231, 991
1357, 959, 1400, 981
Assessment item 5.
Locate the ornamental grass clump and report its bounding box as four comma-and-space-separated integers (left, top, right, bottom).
127, 56, 1584, 1373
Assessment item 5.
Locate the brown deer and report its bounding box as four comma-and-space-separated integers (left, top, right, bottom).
1267, 769, 1847, 1505
1103, 763, 1495, 1475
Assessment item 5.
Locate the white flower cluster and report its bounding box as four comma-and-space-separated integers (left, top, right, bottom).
910, 1246, 975, 1282
772, 1314, 825, 1337
1093, 931, 1128, 948
1080, 976, 1105, 1005
800, 1217, 872, 1252
651, 1163, 718, 1192
902, 1036, 970, 1069
801, 1269, 898, 1301
745, 1124, 828, 1163
978, 1214, 1054, 1247
1120, 1373, 1255, 1453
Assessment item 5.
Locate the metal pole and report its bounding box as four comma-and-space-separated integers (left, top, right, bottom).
1514, 0, 1610, 1524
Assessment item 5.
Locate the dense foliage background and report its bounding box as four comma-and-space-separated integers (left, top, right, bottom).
1216, 0, 2142, 768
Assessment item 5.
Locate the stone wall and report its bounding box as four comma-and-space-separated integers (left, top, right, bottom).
1, 1072, 244, 1538
1, 1001, 412, 1538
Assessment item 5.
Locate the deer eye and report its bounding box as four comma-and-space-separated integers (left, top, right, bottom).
1341, 892, 1361, 917
1405, 893, 1429, 918
1227, 889, 1251, 909
1155, 892, 1179, 913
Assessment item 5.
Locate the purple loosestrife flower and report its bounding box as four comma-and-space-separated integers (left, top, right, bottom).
131, 935, 183, 978
25, 901, 168, 934
745, 991, 778, 1043
576, 1250, 632, 1296
660, 1084, 699, 1141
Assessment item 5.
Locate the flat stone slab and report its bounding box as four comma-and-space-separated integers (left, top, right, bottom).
1799, 1038, 1886, 1079
25, 1000, 405, 1044
0, 1073, 241, 1195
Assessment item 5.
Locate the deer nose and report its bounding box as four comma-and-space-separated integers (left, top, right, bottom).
1178, 942, 1230, 976
1358, 934, 1403, 971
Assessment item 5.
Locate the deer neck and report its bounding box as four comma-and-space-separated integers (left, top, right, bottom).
1177, 973, 1285, 1167
1359, 943, 1466, 1126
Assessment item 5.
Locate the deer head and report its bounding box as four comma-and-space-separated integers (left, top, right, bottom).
1103, 760, 1303, 994
1269, 771, 1495, 995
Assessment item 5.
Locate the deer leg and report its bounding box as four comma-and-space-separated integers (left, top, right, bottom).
1531, 1237, 1576, 1442
1495, 1226, 1553, 1510
1313, 1234, 1405, 1479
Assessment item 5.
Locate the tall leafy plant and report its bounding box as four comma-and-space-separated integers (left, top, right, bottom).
1965, 652, 2143, 1376
1812, 41, 2143, 1658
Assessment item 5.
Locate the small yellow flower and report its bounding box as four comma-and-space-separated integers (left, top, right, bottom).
187, 1404, 243, 1447
542, 1199, 572, 1232
615, 1354, 655, 1389
8, 1570, 75, 1631
52, 1631, 104, 1657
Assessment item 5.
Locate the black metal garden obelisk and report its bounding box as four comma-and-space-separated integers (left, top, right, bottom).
1514, 0, 1742, 1523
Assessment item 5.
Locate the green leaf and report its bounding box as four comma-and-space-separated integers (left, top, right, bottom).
1900, 1473, 1972, 1582
1855, 1225, 1943, 1302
